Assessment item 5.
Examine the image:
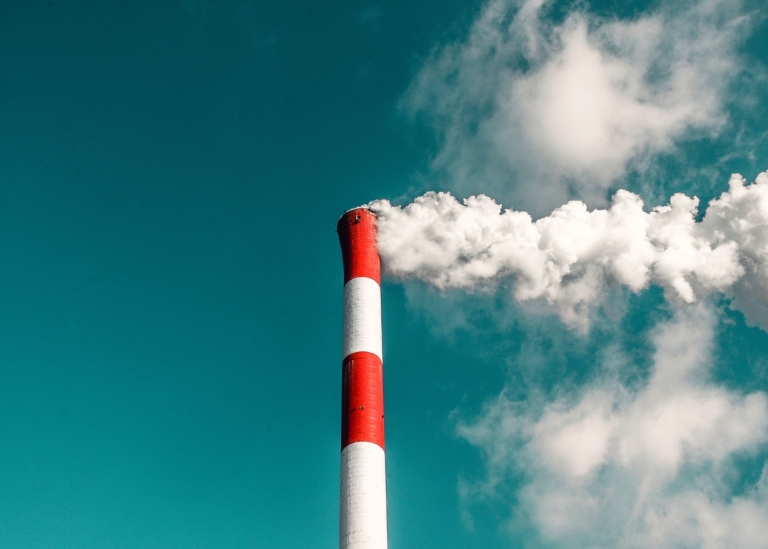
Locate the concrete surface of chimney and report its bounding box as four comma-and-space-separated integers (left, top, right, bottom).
337, 208, 388, 549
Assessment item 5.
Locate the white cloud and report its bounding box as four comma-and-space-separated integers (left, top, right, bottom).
391, 3, 768, 545
371, 170, 768, 330
531, 390, 617, 477
403, 0, 752, 215
457, 306, 768, 548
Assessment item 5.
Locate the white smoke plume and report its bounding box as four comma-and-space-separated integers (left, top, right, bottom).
387, 0, 768, 545
370, 171, 768, 329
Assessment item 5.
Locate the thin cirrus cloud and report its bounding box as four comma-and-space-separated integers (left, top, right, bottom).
401, 0, 753, 215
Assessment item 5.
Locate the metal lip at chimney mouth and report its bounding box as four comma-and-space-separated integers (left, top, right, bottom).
336, 205, 375, 228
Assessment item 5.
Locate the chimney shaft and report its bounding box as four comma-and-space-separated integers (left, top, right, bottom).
337, 208, 388, 549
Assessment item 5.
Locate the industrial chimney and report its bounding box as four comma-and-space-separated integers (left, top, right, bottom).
337, 208, 388, 549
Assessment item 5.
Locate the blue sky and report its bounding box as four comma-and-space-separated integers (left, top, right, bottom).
1, 1, 768, 547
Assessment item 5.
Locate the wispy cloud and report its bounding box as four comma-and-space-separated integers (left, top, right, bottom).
457, 306, 768, 548
388, 1, 768, 544
402, 0, 755, 215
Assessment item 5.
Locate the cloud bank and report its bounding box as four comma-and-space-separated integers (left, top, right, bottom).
403, 0, 753, 214
371, 171, 768, 329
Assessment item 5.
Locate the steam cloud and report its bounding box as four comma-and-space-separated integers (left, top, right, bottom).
402, 0, 753, 215
370, 171, 768, 328
457, 307, 768, 549
384, 0, 768, 545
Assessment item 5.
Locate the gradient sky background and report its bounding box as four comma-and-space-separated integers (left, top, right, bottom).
2, 1, 768, 548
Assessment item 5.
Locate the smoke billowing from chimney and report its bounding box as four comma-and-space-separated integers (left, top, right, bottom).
370, 171, 768, 329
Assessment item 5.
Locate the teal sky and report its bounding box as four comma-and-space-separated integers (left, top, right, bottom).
2, 1, 768, 548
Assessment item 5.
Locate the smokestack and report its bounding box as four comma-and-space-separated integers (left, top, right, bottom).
337, 208, 388, 549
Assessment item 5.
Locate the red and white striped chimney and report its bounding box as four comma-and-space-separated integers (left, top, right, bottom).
337, 208, 388, 549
